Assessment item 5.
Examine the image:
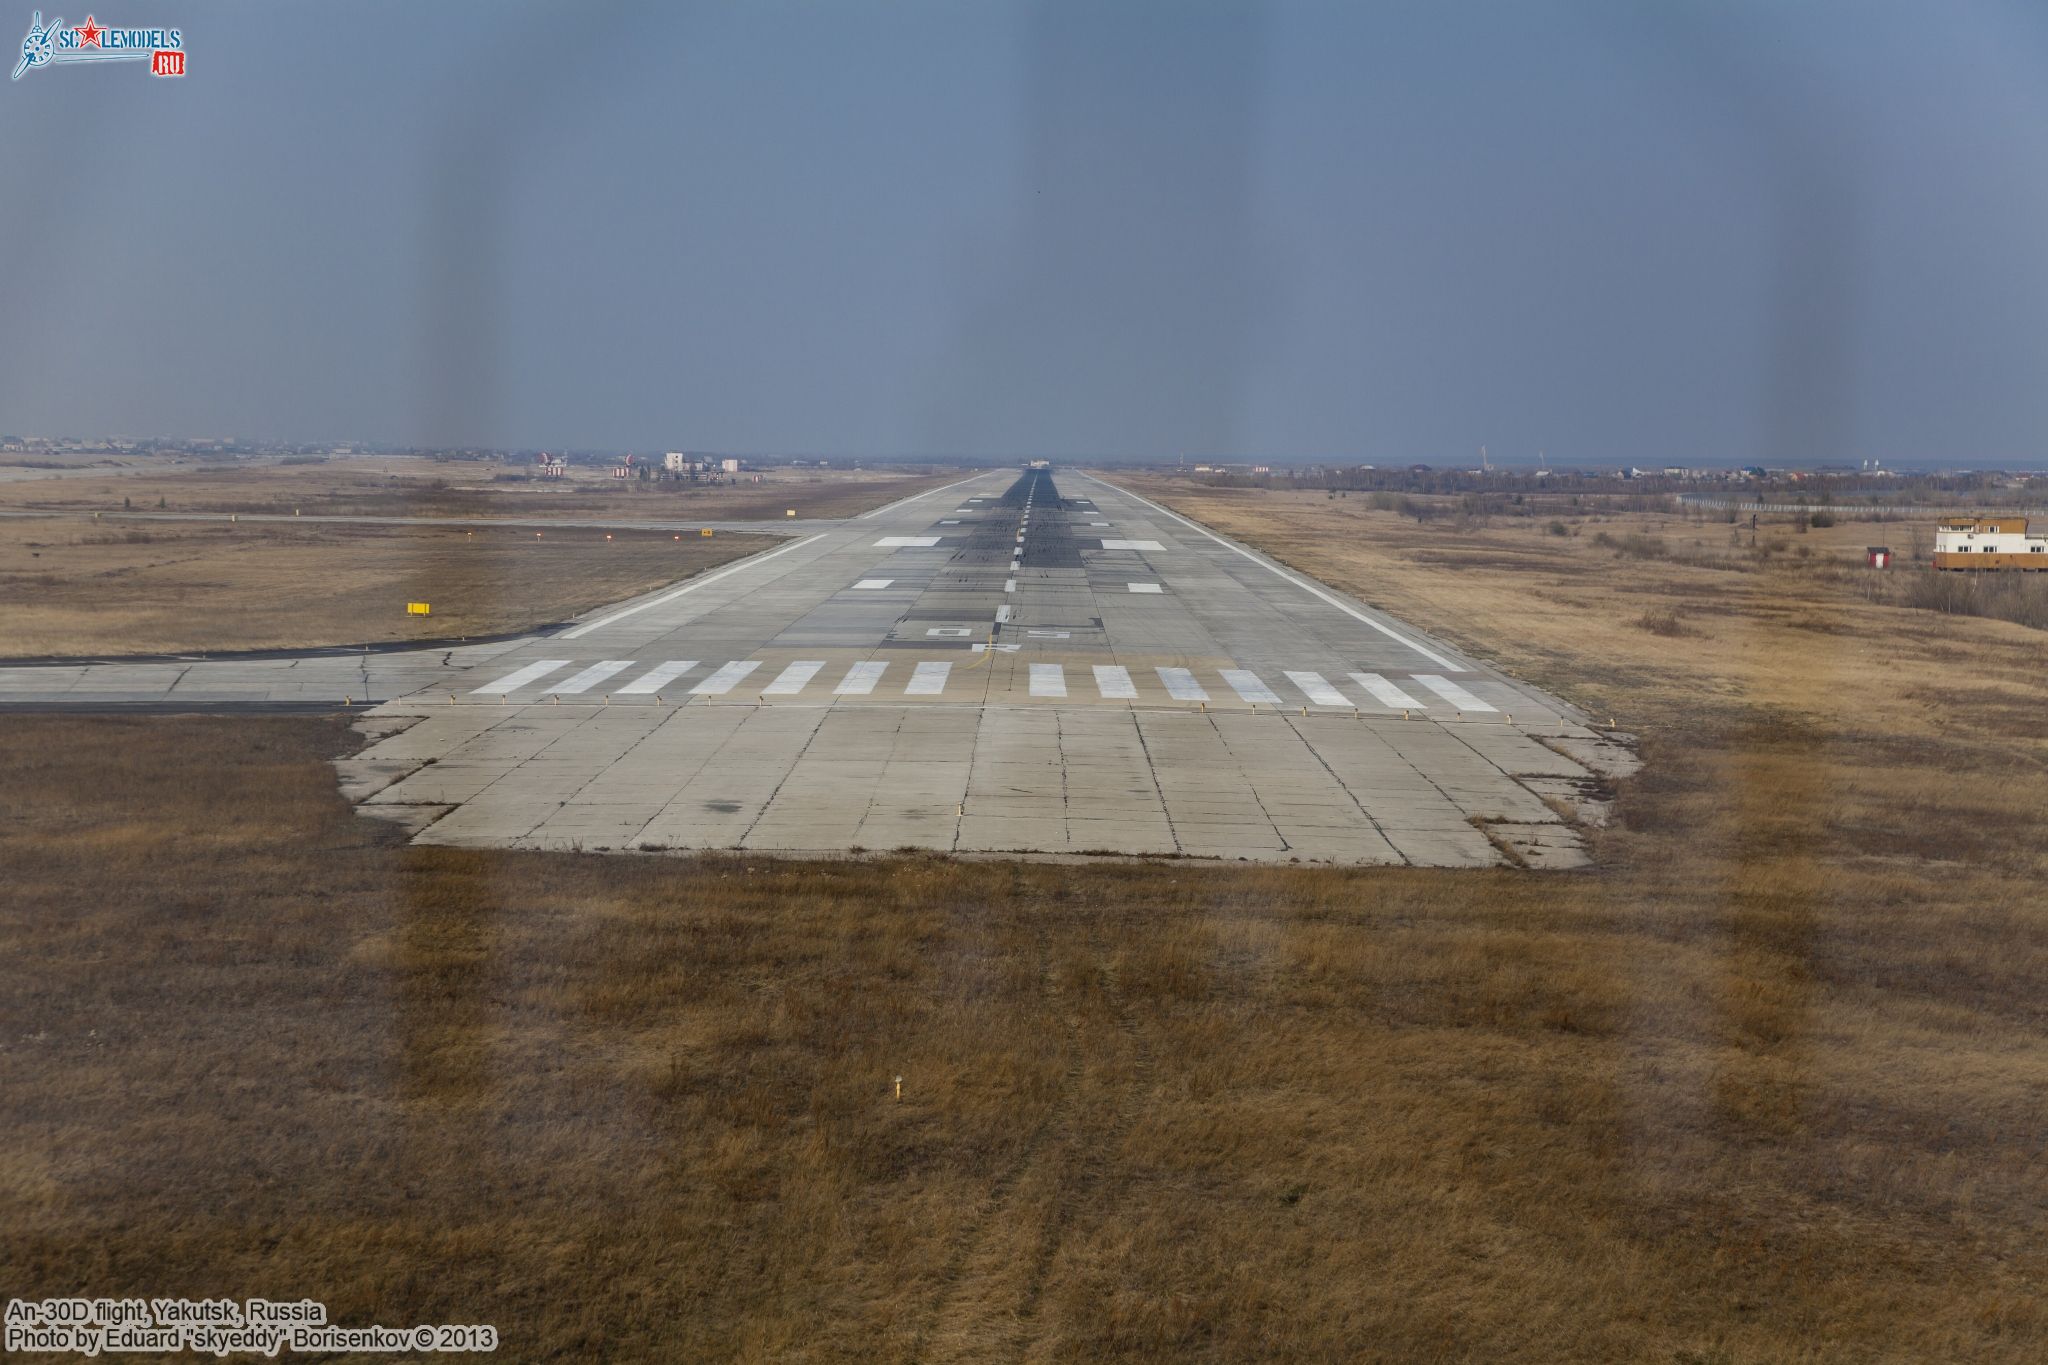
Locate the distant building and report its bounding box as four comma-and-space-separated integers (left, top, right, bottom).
721, 458, 742, 474
664, 452, 689, 473
1933, 518, 2048, 570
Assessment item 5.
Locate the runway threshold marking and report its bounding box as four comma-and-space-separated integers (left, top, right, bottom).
1284, 670, 1350, 706
1156, 667, 1209, 701
472, 659, 571, 694
1351, 672, 1423, 709
691, 661, 762, 695
1082, 474, 1460, 669
561, 534, 824, 639
617, 660, 698, 694
1413, 674, 1497, 712
554, 660, 635, 694
836, 661, 886, 695
906, 662, 952, 695
1093, 665, 1137, 699
855, 472, 987, 520
764, 661, 825, 695
1220, 669, 1282, 704
1029, 663, 1066, 697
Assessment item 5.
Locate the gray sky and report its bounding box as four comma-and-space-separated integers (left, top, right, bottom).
4, 0, 2048, 465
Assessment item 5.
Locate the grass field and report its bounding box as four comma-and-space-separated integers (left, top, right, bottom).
2, 479, 2043, 1361
0, 456, 968, 524
0, 517, 773, 656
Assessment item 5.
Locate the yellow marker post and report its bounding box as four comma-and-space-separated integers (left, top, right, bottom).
407, 602, 431, 616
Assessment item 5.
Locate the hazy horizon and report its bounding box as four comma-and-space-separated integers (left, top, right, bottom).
6, 1, 2048, 467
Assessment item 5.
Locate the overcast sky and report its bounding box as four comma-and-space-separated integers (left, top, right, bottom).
5, 0, 2048, 465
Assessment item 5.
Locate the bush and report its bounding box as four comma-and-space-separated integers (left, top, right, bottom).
1811, 510, 1836, 528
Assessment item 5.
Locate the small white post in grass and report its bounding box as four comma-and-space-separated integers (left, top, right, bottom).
894, 1075, 903, 1101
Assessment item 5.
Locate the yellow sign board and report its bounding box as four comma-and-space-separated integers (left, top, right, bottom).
700, 528, 713, 537
407, 602, 431, 616
786, 509, 796, 517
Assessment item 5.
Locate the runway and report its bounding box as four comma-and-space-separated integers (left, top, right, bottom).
1, 468, 1630, 866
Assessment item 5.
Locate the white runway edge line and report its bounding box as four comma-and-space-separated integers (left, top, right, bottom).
1284, 670, 1350, 706
1414, 674, 1497, 712
617, 660, 697, 694
1082, 473, 1459, 670
906, 661, 951, 696
561, 534, 825, 639
472, 659, 570, 694
855, 472, 987, 520
1156, 666, 1209, 702
1029, 663, 1066, 697
554, 660, 635, 694
691, 661, 762, 695
1351, 672, 1423, 709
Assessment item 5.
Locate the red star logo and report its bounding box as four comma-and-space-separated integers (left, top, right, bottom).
75, 16, 102, 47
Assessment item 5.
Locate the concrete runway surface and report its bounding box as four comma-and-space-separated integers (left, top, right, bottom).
2, 469, 1632, 866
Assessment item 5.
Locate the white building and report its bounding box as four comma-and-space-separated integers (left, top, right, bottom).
664, 452, 689, 473
721, 458, 742, 474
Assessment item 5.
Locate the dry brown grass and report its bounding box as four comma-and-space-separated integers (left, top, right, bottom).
1, 699, 2043, 1361
0, 457, 968, 523
0, 517, 773, 656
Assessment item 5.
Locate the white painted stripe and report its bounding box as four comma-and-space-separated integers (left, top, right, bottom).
1100, 539, 1165, 551
471, 659, 571, 694
1080, 475, 1460, 669
1221, 669, 1281, 704
1413, 674, 1498, 712
691, 661, 762, 695
995, 605, 1011, 624
856, 472, 986, 519
1029, 663, 1066, 697
617, 660, 697, 694
1004, 578, 1016, 592
835, 661, 886, 695
763, 661, 824, 695
907, 662, 951, 696
1156, 667, 1208, 702
553, 660, 635, 695
1127, 582, 1162, 594
852, 578, 893, 590
1093, 665, 1137, 699
1284, 670, 1350, 706
562, 534, 824, 639
876, 536, 940, 547
1350, 672, 1423, 709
